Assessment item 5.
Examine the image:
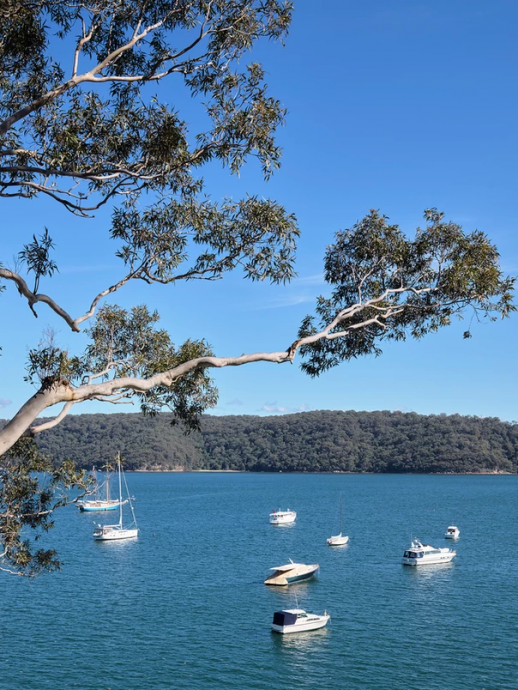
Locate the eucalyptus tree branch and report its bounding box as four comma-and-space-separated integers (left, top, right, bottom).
29, 401, 76, 434
75, 269, 145, 327
0, 268, 80, 331
72, 17, 98, 78
91, 395, 135, 404
326, 310, 405, 340
0, 564, 24, 577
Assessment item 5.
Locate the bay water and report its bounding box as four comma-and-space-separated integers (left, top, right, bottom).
1, 473, 517, 689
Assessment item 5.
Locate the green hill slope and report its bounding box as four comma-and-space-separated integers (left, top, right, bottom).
8, 410, 516, 473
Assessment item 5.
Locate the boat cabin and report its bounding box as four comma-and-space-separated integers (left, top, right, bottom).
272, 610, 306, 626
403, 547, 443, 558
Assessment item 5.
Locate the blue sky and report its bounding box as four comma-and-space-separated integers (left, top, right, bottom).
1, 0, 518, 423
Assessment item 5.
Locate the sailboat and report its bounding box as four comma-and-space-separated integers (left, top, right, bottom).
78, 466, 125, 512
93, 454, 138, 541
327, 492, 349, 546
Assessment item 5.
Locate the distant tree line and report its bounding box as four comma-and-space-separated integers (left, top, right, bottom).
4, 410, 515, 474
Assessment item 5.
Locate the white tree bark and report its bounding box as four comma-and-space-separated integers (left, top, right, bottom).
0, 282, 445, 457
0, 350, 291, 456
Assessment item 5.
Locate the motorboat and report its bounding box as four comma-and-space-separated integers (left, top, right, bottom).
271, 609, 330, 634
445, 525, 460, 539
402, 540, 456, 566
93, 453, 138, 542
264, 559, 319, 586
269, 509, 296, 525
327, 492, 349, 546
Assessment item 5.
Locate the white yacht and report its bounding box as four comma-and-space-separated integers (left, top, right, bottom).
93, 453, 138, 542
271, 609, 330, 634
269, 509, 296, 525
402, 540, 456, 566
265, 560, 319, 586
445, 525, 460, 539
78, 467, 125, 512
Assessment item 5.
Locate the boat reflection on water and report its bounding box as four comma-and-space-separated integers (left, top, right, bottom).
268, 579, 312, 600
403, 560, 455, 584
271, 625, 330, 653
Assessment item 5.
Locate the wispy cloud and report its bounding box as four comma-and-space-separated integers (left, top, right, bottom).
259, 401, 310, 414
227, 398, 244, 406
248, 272, 328, 311
0, 398, 12, 409
60, 264, 119, 274
292, 273, 326, 287
256, 294, 315, 310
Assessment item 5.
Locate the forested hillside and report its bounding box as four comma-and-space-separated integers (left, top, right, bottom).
6, 411, 516, 474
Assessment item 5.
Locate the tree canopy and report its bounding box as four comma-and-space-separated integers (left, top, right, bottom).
0, 0, 515, 574
28, 410, 518, 475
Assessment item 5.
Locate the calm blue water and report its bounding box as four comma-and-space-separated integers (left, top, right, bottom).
1, 473, 517, 690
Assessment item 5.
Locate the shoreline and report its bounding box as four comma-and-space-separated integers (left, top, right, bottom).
129, 469, 515, 475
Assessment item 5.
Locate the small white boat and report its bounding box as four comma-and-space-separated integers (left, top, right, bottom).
271, 609, 330, 634
402, 540, 456, 566
445, 525, 460, 539
269, 509, 296, 525
93, 453, 138, 542
327, 492, 349, 546
265, 559, 319, 586
327, 532, 349, 546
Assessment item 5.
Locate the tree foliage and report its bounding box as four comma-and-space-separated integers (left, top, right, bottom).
0, 1, 515, 574
298, 209, 515, 375
1, 0, 297, 574
0, 437, 90, 576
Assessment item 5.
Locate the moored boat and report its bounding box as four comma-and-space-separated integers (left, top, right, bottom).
264, 559, 319, 586
327, 492, 349, 546
93, 453, 138, 542
402, 540, 456, 566
270, 509, 296, 525
327, 532, 349, 546
78, 466, 126, 512
271, 609, 330, 634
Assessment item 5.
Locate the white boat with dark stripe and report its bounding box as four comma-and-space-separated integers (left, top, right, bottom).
264, 559, 319, 586
271, 609, 330, 634
402, 540, 456, 566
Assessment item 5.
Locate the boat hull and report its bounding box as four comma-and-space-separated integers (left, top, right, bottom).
265, 564, 319, 586
327, 533, 349, 546
79, 502, 120, 512
272, 615, 330, 634
402, 553, 455, 566
269, 511, 296, 525
93, 528, 138, 541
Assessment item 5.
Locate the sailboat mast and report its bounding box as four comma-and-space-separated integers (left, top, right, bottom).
118, 452, 123, 528
340, 492, 343, 533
